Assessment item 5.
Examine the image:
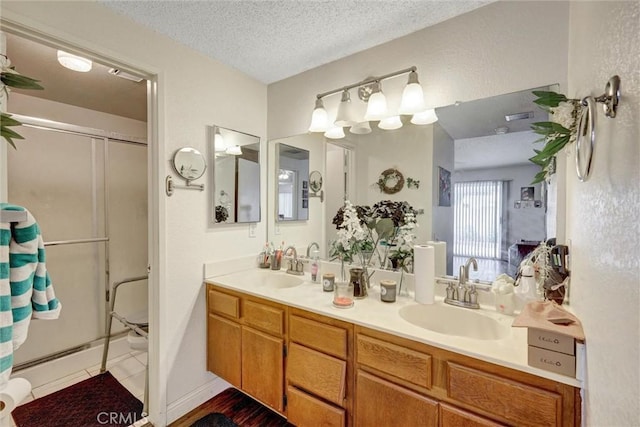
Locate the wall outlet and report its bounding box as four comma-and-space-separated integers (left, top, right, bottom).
249, 223, 257, 238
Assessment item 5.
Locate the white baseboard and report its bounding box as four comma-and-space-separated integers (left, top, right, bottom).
166, 377, 231, 424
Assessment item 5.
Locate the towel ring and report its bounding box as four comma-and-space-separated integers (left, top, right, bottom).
576, 96, 596, 182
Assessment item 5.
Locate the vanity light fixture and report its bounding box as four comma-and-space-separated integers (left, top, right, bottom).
399, 70, 426, 114
308, 98, 329, 132
378, 115, 403, 130
350, 121, 372, 135
411, 108, 438, 125
494, 126, 509, 135
324, 125, 346, 139
307, 66, 433, 135
364, 81, 388, 121
57, 50, 92, 72
334, 90, 358, 127
225, 145, 243, 156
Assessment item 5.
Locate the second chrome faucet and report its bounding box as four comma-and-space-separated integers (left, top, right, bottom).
445, 257, 480, 309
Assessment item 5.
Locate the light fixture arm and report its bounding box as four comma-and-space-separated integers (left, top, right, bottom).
314, 66, 417, 100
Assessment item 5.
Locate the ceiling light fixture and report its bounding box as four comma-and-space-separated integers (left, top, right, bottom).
505, 111, 534, 121
214, 129, 227, 152
307, 66, 432, 135
57, 50, 92, 72
226, 145, 242, 155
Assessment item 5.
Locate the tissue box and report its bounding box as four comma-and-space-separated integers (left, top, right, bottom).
528, 346, 576, 377
527, 328, 575, 355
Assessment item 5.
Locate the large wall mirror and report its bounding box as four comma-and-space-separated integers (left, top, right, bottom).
210, 125, 261, 224
266, 85, 564, 283
276, 143, 309, 221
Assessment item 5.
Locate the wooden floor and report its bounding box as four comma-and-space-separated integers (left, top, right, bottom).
170, 388, 293, 427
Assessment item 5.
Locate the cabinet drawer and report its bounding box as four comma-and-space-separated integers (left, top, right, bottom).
244, 300, 284, 336
290, 315, 347, 359
208, 289, 240, 319
355, 371, 438, 427
287, 386, 345, 427
356, 334, 432, 389
440, 403, 505, 427
447, 363, 561, 427
287, 343, 346, 406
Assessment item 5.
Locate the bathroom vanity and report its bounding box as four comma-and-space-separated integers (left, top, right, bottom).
205, 270, 580, 426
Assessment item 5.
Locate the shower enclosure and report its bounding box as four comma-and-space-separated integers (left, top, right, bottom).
6, 114, 148, 368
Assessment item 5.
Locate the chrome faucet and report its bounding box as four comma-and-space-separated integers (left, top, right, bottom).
445, 257, 480, 309
306, 242, 320, 257
284, 246, 304, 276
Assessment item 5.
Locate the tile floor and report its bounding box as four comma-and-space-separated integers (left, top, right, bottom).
12, 350, 147, 426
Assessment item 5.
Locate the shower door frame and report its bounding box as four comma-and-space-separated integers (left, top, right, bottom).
8, 114, 148, 369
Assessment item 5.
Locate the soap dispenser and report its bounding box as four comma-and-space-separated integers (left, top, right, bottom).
310, 249, 320, 282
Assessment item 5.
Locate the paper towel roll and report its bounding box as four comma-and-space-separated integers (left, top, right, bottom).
426, 241, 447, 277
414, 245, 435, 304
0, 378, 31, 418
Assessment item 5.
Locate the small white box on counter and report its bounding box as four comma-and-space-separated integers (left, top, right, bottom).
528, 346, 576, 377
527, 328, 575, 355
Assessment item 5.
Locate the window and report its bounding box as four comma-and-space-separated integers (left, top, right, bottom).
454, 180, 503, 259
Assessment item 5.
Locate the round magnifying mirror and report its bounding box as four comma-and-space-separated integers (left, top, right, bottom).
173, 147, 206, 181
309, 170, 323, 192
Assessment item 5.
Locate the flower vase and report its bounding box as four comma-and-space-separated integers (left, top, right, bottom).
349, 267, 368, 299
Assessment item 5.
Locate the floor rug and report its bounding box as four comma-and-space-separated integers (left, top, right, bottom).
12, 371, 143, 427
189, 388, 291, 427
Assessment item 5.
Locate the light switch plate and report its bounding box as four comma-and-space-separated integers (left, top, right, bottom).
249, 223, 257, 238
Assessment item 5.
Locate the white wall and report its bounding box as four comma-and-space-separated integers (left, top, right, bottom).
267, 1, 570, 140
565, 1, 640, 425
2, 2, 268, 425
352, 125, 433, 244
432, 123, 454, 274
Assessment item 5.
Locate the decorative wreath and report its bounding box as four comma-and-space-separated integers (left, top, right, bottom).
376, 168, 405, 194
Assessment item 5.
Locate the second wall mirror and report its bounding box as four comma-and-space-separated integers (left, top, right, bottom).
210, 125, 261, 224
277, 143, 309, 221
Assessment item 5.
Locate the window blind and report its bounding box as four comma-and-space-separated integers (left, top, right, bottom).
453, 180, 503, 259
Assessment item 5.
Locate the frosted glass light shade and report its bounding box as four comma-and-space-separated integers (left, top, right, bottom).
324, 126, 345, 139
378, 116, 403, 130
350, 121, 372, 135
226, 145, 242, 155
335, 90, 358, 127
57, 50, 92, 72
364, 91, 388, 121
214, 131, 226, 152
308, 98, 329, 132
411, 109, 439, 125
399, 70, 425, 114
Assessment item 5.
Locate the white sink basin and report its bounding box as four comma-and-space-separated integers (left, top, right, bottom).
218, 269, 305, 289
399, 303, 510, 340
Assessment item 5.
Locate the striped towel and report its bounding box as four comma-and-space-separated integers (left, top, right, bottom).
0, 204, 61, 388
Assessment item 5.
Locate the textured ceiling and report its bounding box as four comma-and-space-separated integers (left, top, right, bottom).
99, 0, 493, 84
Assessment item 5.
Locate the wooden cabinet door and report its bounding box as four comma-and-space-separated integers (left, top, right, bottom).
242, 326, 284, 413
440, 403, 505, 427
287, 386, 346, 427
355, 370, 438, 427
207, 314, 241, 388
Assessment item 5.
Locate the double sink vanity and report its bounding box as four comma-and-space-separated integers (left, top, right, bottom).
205, 265, 581, 427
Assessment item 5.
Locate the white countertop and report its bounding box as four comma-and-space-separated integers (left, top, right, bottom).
205, 266, 582, 388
